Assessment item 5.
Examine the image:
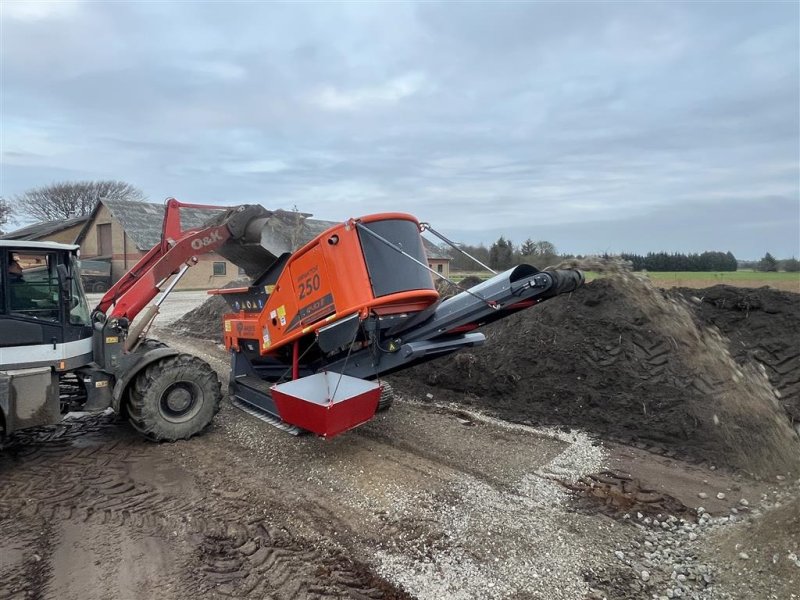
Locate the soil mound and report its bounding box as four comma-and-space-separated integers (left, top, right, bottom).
168, 279, 248, 341
435, 275, 484, 298
394, 267, 800, 476
671, 285, 799, 424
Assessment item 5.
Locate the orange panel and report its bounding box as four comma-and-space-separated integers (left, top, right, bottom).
219, 213, 439, 356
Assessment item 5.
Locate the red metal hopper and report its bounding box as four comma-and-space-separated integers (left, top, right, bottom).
271, 372, 381, 438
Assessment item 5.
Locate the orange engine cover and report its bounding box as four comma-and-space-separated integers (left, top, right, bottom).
216, 213, 439, 356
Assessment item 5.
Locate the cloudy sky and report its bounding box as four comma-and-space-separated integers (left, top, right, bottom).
1, 1, 798, 258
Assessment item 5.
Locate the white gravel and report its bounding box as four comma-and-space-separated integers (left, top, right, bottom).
371, 418, 610, 600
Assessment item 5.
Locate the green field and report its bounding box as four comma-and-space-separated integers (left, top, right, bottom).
586, 270, 799, 281
451, 269, 800, 292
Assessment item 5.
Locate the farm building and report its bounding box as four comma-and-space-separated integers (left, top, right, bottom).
0, 216, 89, 243
74, 199, 244, 290
69, 199, 451, 290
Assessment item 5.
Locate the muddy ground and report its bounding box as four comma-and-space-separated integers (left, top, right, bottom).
2, 283, 799, 600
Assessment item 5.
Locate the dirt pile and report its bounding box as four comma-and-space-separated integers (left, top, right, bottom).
436, 275, 484, 298
394, 261, 800, 476
168, 279, 249, 341
671, 285, 799, 424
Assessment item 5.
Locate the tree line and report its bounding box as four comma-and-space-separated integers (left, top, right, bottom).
745, 253, 800, 273
449, 237, 560, 271
619, 251, 738, 272
450, 237, 800, 274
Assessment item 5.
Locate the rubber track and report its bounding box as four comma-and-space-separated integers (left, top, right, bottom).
377, 381, 396, 412
0, 414, 398, 599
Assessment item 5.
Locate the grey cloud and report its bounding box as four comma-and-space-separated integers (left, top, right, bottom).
1, 1, 798, 258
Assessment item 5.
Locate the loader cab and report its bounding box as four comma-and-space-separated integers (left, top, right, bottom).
0, 241, 93, 436
0, 241, 93, 361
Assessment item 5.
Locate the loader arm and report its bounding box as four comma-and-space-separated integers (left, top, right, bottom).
96, 199, 269, 321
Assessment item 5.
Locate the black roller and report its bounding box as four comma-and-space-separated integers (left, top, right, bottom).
543, 269, 585, 297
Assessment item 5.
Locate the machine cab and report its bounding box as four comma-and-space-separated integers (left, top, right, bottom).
0, 241, 93, 436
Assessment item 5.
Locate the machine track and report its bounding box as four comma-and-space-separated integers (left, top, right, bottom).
0, 413, 408, 599
751, 342, 800, 407
583, 333, 671, 383
377, 380, 396, 411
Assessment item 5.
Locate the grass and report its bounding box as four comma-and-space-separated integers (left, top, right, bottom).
599, 270, 797, 282
451, 269, 800, 292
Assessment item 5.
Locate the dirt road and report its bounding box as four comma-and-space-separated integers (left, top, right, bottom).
2, 297, 798, 600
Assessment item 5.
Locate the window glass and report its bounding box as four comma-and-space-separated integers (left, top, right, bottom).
8, 252, 60, 321
213, 262, 227, 276
69, 264, 91, 326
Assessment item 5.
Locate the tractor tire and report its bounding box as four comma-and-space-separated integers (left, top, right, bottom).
127, 354, 222, 441
377, 381, 396, 412
92, 281, 109, 293
116, 338, 172, 422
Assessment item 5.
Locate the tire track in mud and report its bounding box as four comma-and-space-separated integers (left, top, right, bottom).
752, 344, 800, 407
0, 516, 55, 600
0, 414, 411, 600
671, 285, 800, 425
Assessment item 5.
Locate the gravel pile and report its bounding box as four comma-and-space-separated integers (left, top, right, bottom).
371, 423, 613, 600
610, 479, 800, 600
613, 509, 718, 599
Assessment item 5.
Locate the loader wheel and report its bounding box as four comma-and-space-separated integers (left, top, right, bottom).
377, 381, 396, 412
127, 354, 222, 441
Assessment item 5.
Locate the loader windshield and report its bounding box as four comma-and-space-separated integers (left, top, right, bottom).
69, 265, 90, 325
6, 251, 60, 321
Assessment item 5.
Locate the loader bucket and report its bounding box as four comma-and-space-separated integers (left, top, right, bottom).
271, 373, 381, 438
215, 207, 314, 279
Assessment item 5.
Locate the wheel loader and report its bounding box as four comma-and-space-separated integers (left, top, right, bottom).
0, 199, 583, 442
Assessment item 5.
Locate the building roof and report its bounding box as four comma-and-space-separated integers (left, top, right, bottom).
0, 239, 79, 251
77, 198, 227, 251
0, 215, 89, 241
420, 237, 452, 260
78, 198, 451, 261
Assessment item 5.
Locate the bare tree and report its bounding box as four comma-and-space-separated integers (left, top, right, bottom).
12, 180, 146, 221
533, 240, 557, 256
0, 197, 12, 235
